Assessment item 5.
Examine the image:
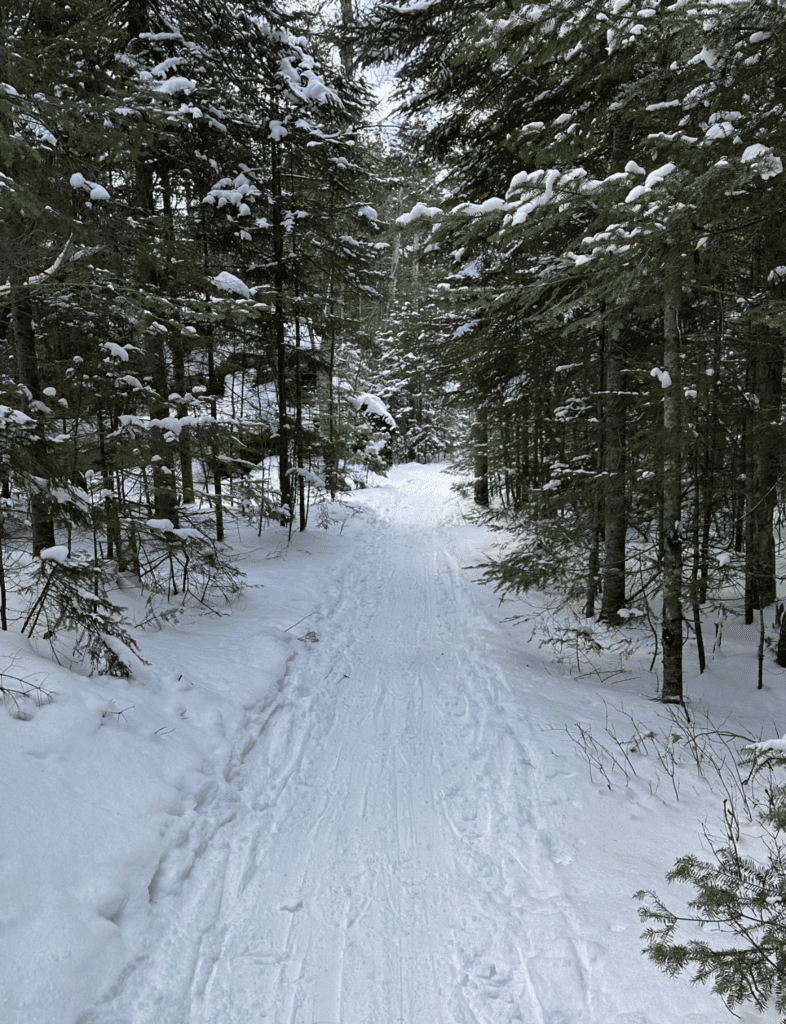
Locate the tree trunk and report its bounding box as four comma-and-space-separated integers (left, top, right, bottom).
294, 307, 307, 532
777, 613, 786, 668
599, 325, 626, 623
147, 334, 179, 526
171, 333, 195, 505
339, 0, 356, 76
97, 403, 125, 569
206, 334, 224, 542
744, 326, 783, 622
472, 410, 489, 507
12, 278, 56, 555
661, 264, 683, 703
585, 325, 605, 618
271, 141, 291, 518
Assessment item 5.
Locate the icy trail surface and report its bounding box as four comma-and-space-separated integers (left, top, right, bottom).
88, 466, 763, 1024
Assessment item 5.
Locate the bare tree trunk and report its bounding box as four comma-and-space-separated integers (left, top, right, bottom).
171, 334, 195, 505
0, 513, 7, 630
12, 278, 56, 555
147, 334, 179, 526
472, 409, 489, 507
744, 326, 783, 622
97, 403, 125, 569
585, 326, 605, 618
661, 264, 683, 703
294, 307, 307, 532
206, 334, 224, 542
338, 0, 356, 76
271, 142, 291, 519
599, 325, 626, 623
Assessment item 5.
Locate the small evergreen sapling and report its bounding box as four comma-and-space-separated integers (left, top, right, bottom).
23, 551, 144, 678
637, 745, 786, 1020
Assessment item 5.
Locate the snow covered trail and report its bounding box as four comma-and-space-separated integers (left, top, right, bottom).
86, 466, 754, 1024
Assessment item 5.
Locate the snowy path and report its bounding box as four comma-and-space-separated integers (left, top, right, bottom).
85, 467, 756, 1024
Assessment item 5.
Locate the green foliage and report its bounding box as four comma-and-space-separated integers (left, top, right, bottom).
637, 747, 786, 1020
0, 0, 400, 675
478, 504, 595, 602
22, 555, 145, 678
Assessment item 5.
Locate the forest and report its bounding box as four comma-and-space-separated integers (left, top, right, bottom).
2, 0, 786, 702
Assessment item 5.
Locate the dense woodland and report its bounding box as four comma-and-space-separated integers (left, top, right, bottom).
2, 0, 786, 700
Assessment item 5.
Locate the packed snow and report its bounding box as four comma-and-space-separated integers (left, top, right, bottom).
0, 464, 781, 1024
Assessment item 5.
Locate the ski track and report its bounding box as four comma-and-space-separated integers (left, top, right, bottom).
89, 480, 608, 1024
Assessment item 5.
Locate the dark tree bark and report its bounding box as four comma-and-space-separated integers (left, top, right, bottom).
661, 264, 683, 704
97, 403, 125, 569
171, 333, 195, 505
11, 277, 56, 555
206, 331, 224, 542
599, 325, 626, 624
472, 409, 489, 507
744, 326, 783, 623
147, 333, 179, 526
585, 325, 605, 618
271, 140, 292, 519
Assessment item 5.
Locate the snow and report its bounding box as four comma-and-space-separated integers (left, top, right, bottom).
651, 367, 673, 388
741, 143, 783, 179
146, 518, 176, 532
704, 121, 736, 141
212, 271, 251, 298
1, 465, 783, 1024
171, 527, 202, 540
455, 197, 506, 216
690, 46, 717, 67
18, 114, 57, 147
396, 202, 443, 225
454, 319, 479, 338
39, 545, 69, 563
508, 168, 561, 226
153, 77, 196, 95
103, 342, 130, 362
275, 58, 341, 107
347, 391, 397, 428
290, 467, 326, 488
644, 162, 677, 188
394, 0, 438, 10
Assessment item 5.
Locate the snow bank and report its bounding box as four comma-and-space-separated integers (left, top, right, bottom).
0, 522, 349, 1024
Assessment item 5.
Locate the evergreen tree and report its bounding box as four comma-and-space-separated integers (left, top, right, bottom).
360, 0, 786, 698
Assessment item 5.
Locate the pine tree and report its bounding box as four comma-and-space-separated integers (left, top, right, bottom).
360, 0, 786, 695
